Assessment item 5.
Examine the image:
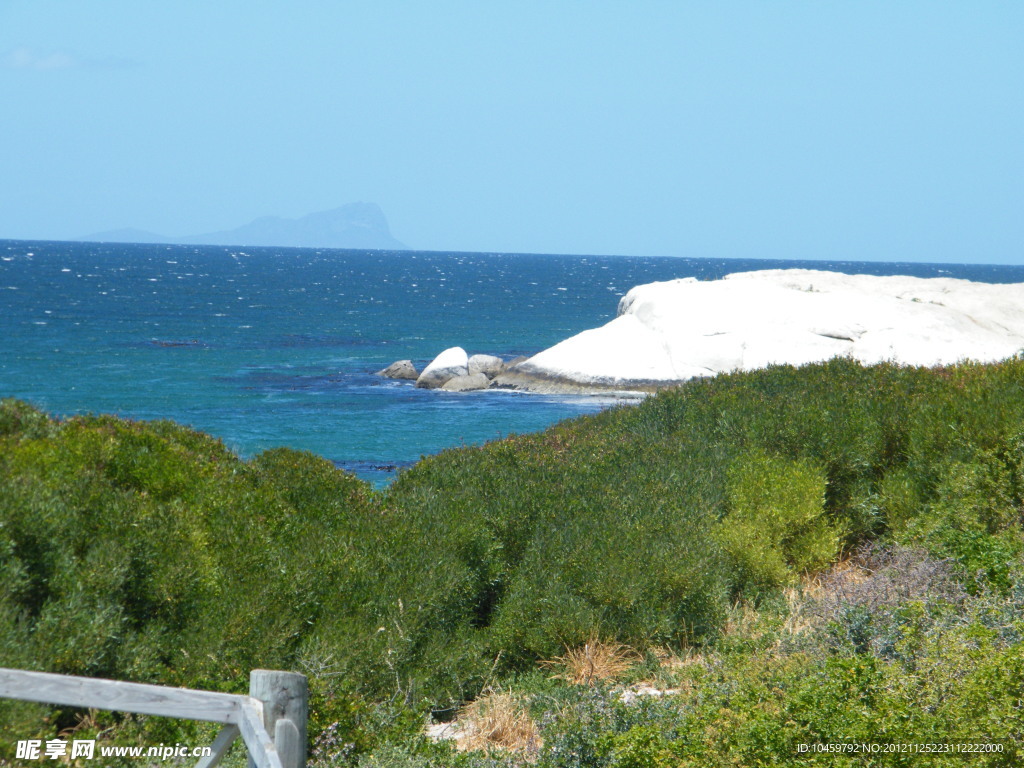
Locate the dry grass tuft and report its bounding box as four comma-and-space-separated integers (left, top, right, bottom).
652, 645, 705, 670
457, 691, 541, 760
541, 635, 642, 685
722, 600, 761, 639
804, 553, 870, 595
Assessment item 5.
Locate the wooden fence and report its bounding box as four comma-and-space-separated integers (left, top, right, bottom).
0, 667, 307, 768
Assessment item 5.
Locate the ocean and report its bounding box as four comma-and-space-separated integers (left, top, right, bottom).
3, 239, 1023, 486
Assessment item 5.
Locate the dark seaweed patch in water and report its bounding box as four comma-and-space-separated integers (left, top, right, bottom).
218, 367, 350, 393
332, 459, 416, 476
139, 339, 211, 348
127, 335, 385, 353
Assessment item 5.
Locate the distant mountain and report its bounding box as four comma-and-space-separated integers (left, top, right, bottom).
82, 203, 407, 250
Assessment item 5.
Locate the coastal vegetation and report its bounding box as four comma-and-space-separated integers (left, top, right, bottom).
2, 356, 1024, 764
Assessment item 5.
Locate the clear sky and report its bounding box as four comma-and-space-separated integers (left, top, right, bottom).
2, 1, 1022, 263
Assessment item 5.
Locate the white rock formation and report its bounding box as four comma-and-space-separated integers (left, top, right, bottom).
508, 270, 1024, 390
416, 346, 470, 389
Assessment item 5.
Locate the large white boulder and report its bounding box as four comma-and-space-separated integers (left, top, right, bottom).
511, 270, 1024, 389
416, 346, 470, 389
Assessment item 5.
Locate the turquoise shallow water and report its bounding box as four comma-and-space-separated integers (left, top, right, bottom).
3, 239, 1023, 485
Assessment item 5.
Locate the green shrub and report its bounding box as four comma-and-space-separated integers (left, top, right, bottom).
599, 725, 677, 768
0, 399, 56, 439
0, 407, 383, 743
716, 451, 841, 593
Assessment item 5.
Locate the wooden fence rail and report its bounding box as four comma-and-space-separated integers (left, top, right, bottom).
0, 667, 307, 768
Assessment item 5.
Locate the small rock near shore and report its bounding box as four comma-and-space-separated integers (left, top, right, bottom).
441, 372, 491, 392
468, 354, 505, 379
376, 359, 419, 380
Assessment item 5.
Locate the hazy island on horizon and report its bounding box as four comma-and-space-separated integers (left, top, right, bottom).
78, 202, 407, 251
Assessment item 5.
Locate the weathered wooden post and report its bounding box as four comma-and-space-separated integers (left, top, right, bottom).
248, 669, 308, 768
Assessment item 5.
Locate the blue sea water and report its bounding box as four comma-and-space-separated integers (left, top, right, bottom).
3, 239, 1023, 486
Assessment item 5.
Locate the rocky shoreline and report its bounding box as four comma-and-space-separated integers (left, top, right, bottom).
377, 347, 653, 395
378, 269, 1024, 395
377, 348, 527, 392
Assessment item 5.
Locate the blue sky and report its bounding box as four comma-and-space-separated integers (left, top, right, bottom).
1, 1, 1021, 262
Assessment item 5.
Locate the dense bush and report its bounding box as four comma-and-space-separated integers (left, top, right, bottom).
4, 357, 1024, 759
0, 405, 382, 744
